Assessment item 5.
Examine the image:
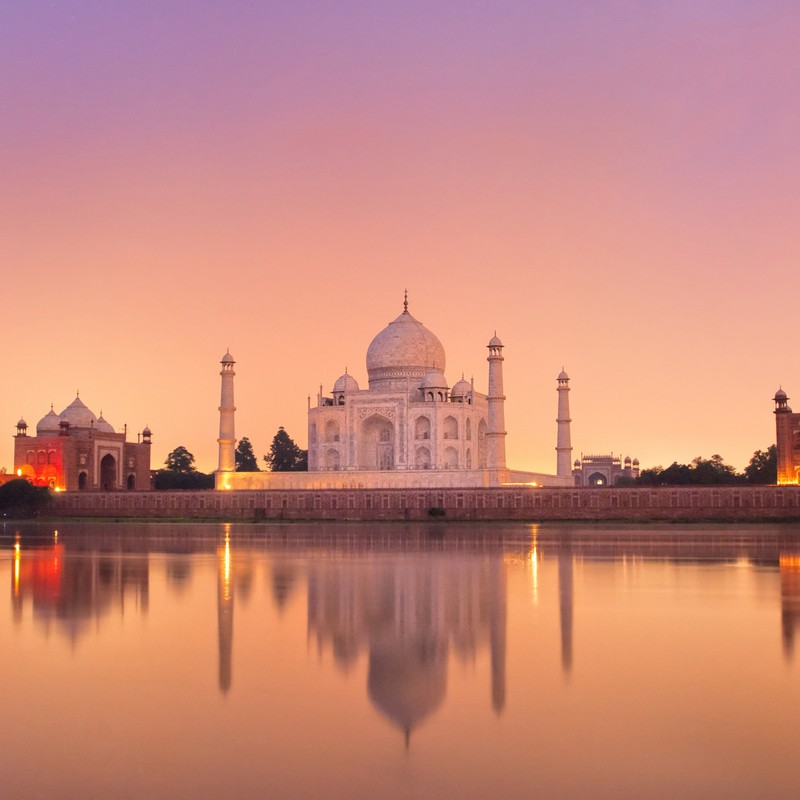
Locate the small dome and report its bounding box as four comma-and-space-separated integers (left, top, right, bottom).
624, 456, 631, 464
451, 377, 472, 397
36, 407, 62, 434
488, 334, 503, 347
420, 370, 448, 389
574, 459, 581, 467
632, 458, 640, 465
775, 388, 788, 401
95, 413, 115, 434
59, 395, 97, 429
221, 350, 235, 364
17, 418, 27, 427
333, 372, 359, 393
142, 426, 152, 436
558, 369, 569, 381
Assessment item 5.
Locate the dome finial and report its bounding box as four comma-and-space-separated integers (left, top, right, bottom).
403, 288, 408, 313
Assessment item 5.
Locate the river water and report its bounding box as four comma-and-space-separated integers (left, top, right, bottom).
2, 520, 799, 799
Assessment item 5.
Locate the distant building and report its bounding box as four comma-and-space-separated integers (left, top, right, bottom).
573, 453, 639, 486
13, 395, 152, 491
774, 388, 800, 485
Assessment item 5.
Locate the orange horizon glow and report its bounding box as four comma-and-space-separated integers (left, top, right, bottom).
2, 2, 797, 475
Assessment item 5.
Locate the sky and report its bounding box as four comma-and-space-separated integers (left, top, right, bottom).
2, 0, 798, 475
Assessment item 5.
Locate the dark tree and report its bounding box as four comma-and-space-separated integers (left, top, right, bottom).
235, 437, 260, 472
264, 427, 308, 472
164, 446, 196, 474
634, 455, 743, 485
0, 479, 51, 518
155, 445, 215, 489
744, 445, 777, 484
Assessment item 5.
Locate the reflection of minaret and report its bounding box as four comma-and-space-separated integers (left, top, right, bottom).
489, 558, 507, 714
217, 529, 234, 694
780, 554, 800, 660
558, 535, 574, 676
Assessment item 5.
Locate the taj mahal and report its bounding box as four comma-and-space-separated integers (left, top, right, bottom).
216, 295, 574, 490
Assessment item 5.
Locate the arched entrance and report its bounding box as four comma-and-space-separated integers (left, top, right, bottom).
78, 472, 88, 491
127, 474, 136, 490
359, 415, 395, 470
587, 472, 608, 486
100, 454, 117, 490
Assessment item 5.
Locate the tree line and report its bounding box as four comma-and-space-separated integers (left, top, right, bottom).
154, 427, 307, 489
616, 446, 777, 486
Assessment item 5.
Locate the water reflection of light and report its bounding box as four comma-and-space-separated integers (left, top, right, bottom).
529, 524, 539, 605
14, 541, 21, 597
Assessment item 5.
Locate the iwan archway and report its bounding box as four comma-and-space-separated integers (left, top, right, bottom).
358, 415, 395, 470
100, 454, 117, 490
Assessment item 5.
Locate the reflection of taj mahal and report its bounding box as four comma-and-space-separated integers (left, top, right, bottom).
307, 553, 507, 738
216, 295, 574, 489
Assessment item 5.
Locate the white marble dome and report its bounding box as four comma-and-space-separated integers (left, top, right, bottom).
333, 371, 359, 393
366, 308, 446, 387
59, 395, 97, 428
36, 407, 62, 435
420, 370, 448, 389
451, 377, 471, 397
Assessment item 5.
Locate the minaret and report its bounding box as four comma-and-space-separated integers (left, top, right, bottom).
774, 388, 794, 485
217, 351, 236, 474
486, 334, 507, 478
556, 369, 573, 479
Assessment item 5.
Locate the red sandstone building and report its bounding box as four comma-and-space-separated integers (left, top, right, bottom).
13, 395, 152, 491
775, 389, 800, 485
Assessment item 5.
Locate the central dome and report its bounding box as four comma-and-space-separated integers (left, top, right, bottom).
366, 307, 446, 388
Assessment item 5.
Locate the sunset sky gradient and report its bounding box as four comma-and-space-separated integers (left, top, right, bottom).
3, 1, 798, 474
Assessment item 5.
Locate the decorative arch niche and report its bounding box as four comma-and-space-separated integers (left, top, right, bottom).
358, 415, 395, 470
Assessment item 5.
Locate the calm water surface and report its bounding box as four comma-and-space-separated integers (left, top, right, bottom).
2, 520, 799, 800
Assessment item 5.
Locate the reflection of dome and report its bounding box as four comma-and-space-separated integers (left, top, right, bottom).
366, 308, 446, 386
333, 371, 359, 393
96, 413, 115, 434
36, 407, 61, 435
367, 638, 447, 737
59, 396, 97, 428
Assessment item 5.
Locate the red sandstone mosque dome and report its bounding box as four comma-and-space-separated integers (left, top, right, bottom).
366, 297, 447, 387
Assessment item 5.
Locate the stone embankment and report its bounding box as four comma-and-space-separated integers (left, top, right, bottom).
50, 485, 800, 522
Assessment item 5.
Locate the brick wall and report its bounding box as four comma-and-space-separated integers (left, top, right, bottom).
49, 485, 800, 521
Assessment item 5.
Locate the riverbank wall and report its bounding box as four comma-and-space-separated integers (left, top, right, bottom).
49, 485, 800, 522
